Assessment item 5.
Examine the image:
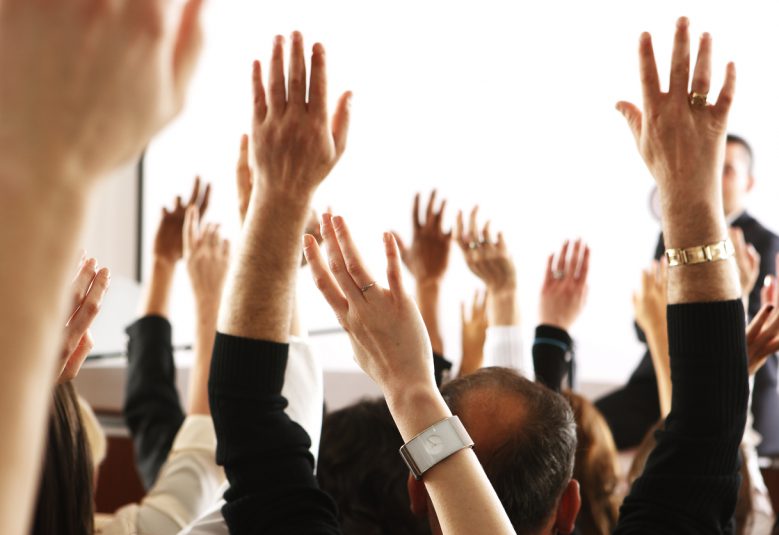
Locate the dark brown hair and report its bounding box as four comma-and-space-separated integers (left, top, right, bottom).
562, 390, 620, 535
32, 382, 95, 535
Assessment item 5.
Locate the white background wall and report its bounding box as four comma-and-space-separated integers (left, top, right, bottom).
140, 0, 779, 386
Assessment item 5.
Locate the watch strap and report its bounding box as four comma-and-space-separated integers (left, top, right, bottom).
399, 416, 474, 480
665, 239, 734, 267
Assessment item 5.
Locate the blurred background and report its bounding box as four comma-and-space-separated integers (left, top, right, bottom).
87, 0, 779, 390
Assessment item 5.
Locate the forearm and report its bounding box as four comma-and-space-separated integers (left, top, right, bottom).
644, 326, 671, 418
417, 281, 444, 354
218, 193, 311, 342
142, 258, 176, 317
0, 182, 90, 533
487, 288, 519, 326
188, 305, 219, 415
386, 386, 514, 534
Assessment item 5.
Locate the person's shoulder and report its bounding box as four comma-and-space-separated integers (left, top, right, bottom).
739, 212, 779, 248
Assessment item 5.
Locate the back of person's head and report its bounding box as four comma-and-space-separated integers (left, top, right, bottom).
439, 367, 578, 533
32, 382, 94, 535
317, 398, 430, 535
561, 390, 620, 535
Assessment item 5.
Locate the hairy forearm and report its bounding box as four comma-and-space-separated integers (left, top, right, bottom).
0, 181, 90, 533
386, 385, 514, 535
663, 200, 740, 304
142, 258, 176, 317
218, 193, 311, 342
487, 289, 518, 326
417, 281, 444, 354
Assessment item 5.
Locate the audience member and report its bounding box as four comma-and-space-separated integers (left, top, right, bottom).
597, 130, 779, 454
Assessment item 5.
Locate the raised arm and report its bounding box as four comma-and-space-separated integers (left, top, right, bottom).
304, 215, 515, 535
209, 32, 350, 534
0, 2, 202, 531
394, 190, 452, 355
614, 18, 747, 532
534, 239, 590, 391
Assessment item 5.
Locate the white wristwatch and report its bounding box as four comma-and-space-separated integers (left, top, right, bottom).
399, 416, 474, 480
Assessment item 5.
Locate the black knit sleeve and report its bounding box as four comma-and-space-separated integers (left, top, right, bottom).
123, 315, 185, 489
209, 333, 342, 534
615, 300, 749, 533
532, 325, 572, 393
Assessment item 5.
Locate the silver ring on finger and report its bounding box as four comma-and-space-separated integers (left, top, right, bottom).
552, 270, 565, 280
360, 281, 377, 293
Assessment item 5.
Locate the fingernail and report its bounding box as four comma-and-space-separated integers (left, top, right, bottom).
291, 31, 302, 43
332, 215, 344, 229
274, 35, 284, 46
303, 235, 314, 248
765, 275, 774, 287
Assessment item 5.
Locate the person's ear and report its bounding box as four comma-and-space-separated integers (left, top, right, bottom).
554, 479, 582, 534
407, 473, 429, 518
747, 174, 756, 193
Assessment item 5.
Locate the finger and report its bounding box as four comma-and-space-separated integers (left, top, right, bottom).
543, 253, 555, 286
471, 290, 480, 317
332, 91, 352, 158
468, 206, 479, 244
638, 32, 661, 107
287, 31, 307, 108
478, 290, 488, 314
435, 199, 448, 232
308, 42, 328, 118
568, 239, 582, 276
748, 244, 760, 270
481, 221, 492, 244
384, 232, 404, 296
269, 35, 287, 113
222, 239, 230, 258
320, 214, 361, 299
252, 60, 268, 123
579, 246, 591, 284
172, 0, 205, 101
750, 308, 779, 361
70, 258, 98, 314
199, 182, 211, 216
187, 176, 201, 206
761, 276, 775, 308
391, 232, 408, 261
303, 234, 349, 318
496, 232, 507, 252
616, 101, 642, 146
425, 190, 437, 228
690, 32, 712, 98
729, 226, 746, 253
67, 268, 111, 336
174, 195, 184, 211
555, 240, 570, 275
461, 302, 467, 325
183, 205, 199, 254
669, 17, 691, 98
237, 134, 252, 191
714, 62, 737, 120
59, 332, 94, 384
413, 193, 422, 231
747, 305, 774, 345
332, 215, 376, 290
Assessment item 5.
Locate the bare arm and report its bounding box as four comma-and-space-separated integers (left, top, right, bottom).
305, 216, 515, 535
0, 1, 202, 532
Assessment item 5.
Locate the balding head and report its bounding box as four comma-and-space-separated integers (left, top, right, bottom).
441, 367, 578, 533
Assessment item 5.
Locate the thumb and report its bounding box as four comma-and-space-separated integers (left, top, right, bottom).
332, 91, 353, 158
616, 101, 642, 147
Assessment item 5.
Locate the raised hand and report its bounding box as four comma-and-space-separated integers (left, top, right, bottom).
454, 207, 516, 294
236, 134, 253, 224
183, 207, 231, 308
0, 0, 204, 186
154, 177, 211, 265
304, 213, 433, 393
760, 253, 779, 309
539, 240, 590, 331
250, 32, 351, 207
394, 191, 452, 285
460, 291, 488, 377
632, 260, 668, 335
746, 305, 779, 376
729, 227, 760, 302
59, 257, 111, 384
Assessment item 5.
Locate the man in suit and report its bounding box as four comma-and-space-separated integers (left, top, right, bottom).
597, 134, 779, 456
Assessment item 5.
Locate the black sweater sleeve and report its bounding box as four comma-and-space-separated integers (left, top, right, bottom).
209, 333, 342, 534
123, 315, 185, 489
532, 325, 572, 393
615, 300, 749, 533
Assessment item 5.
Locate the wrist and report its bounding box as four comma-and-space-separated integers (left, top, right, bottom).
385, 382, 451, 442
489, 290, 519, 326
660, 197, 727, 248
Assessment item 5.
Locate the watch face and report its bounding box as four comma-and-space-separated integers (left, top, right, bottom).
649, 185, 661, 222
425, 435, 444, 455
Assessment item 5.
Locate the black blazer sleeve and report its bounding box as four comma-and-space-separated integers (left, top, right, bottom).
209, 333, 342, 534
615, 300, 749, 533
123, 315, 185, 490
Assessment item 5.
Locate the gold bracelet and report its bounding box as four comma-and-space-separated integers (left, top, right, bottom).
665, 239, 735, 267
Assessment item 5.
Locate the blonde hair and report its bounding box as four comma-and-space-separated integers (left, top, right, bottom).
77, 395, 107, 468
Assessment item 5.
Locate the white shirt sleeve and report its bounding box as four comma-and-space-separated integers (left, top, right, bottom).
97, 415, 224, 535
178, 336, 324, 535
482, 326, 532, 379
